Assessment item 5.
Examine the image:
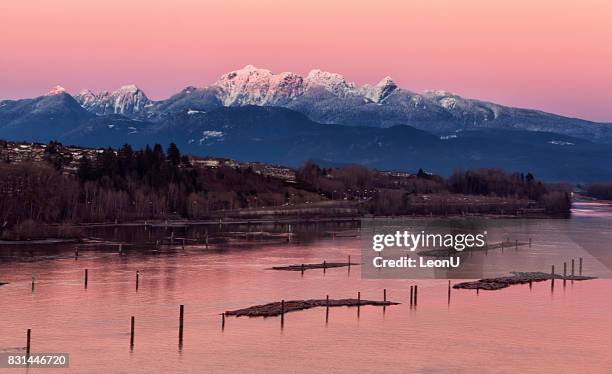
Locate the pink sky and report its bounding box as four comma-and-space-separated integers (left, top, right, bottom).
1, 0, 611, 121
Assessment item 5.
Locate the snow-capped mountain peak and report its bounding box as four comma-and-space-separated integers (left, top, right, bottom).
47, 85, 67, 96
75, 84, 150, 117
361, 76, 398, 103
75, 89, 97, 106
54, 65, 612, 148
211, 66, 397, 105
304, 69, 355, 97
115, 84, 140, 94
214, 65, 304, 106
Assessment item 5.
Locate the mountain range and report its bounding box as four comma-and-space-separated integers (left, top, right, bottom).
1, 65, 612, 182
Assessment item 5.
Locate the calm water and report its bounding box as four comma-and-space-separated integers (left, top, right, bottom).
1, 203, 612, 373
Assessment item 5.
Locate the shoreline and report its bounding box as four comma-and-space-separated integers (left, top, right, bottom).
0, 238, 81, 246
54, 210, 569, 228
0, 212, 572, 244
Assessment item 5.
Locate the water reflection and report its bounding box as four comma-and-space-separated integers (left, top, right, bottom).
1, 208, 612, 372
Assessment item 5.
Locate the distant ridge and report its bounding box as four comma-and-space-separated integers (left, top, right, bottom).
64, 65, 612, 144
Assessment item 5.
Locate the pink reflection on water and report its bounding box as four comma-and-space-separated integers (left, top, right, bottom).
572, 202, 612, 218
1, 238, 612, 373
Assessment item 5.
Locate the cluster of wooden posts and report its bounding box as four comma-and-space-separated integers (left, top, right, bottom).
22, 237, 589, 352
24, 267, 421, 351
24, 305, 186, 353
551, 257, 583, 289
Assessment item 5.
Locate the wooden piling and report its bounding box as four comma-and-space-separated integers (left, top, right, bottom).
448, 280, 451, 302
281, 300, 285, 326
179, 305, 184, 343
323, 260, 327, 273
326, 295, 329, 323
31, 274, 35, 292
136, 271, 139, 291
383, 288, 387, 302
551, 265, 555, 288
579, 257, 583, 275
410, 286, 414, 306
357, 292, 361, 307
85, 269, 88, 288
221, 313, 225, 329
563, 262, 567, 279
130, 316, 135, 347
348, 255, 351, 269
26, 329, 31, 356
571, 259, 575, 277
414, 285, 418, 305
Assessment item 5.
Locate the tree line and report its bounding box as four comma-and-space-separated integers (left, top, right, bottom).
0, 142, 317, 239
584, 183, 612, 200
0, 142, 573, 239
295, 162, 571, 215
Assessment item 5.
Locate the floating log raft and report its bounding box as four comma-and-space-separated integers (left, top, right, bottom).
0, 282, 7, 286
270, 262, 358, 271
418, 241, 529, 257
225, 298, 399, 317
453, 271, 596, 290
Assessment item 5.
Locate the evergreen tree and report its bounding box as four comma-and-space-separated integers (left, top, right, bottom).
167, 143, 181, 166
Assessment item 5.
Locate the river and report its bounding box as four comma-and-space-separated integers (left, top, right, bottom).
1, 202, 611, 372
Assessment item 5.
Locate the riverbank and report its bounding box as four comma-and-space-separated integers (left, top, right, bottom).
0, 203, 567, 244
0, 238, 81, 245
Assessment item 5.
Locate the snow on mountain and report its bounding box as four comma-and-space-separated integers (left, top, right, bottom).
47, 85, 67, 96
213, 65, 396, 105
303, 69, 357, 97
423, 90, 502, 122
30, 65, 612, 144
75, 84, 151, 117
360, 77, 398, 103
214, 65, 304, 106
